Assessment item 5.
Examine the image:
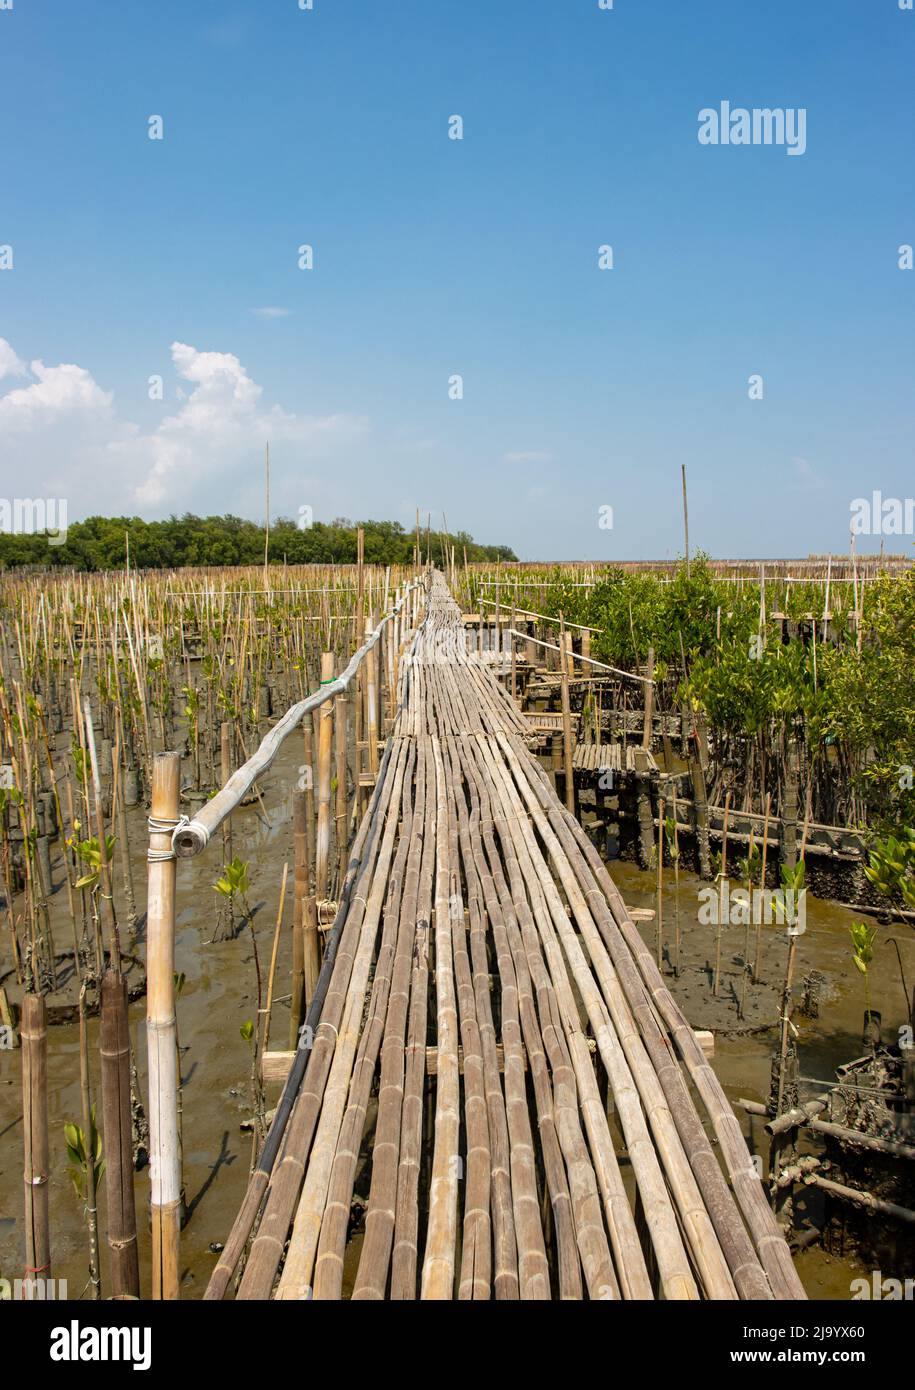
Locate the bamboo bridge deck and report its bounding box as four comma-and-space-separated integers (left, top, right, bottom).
208, 574, 805, 1301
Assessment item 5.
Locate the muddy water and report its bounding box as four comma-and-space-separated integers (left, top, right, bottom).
0, 736, 910, 1299
0, 733, 308, 1300
613, 856, 912, 1298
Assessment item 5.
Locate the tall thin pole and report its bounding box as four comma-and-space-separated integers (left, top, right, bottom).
681, 464, 690, 576
21, 993, 50, 1291
314, 653, 334, 902
559, 612, 575, 816
263, 441, 270, 586
147, 750, 182, 1299
290, 788, 307, 1046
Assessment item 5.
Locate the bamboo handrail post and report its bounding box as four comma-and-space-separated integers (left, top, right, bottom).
364, 618, 379, 780
334, 690, 348, 890
146, 749, 182, 1300
314, 652, 334, 901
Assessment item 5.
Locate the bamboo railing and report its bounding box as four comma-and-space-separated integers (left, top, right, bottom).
145, 578, 425, 1298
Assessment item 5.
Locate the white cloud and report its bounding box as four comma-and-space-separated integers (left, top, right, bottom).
0, 336, 369, 515
790, 456, 825, 492
504, 450, 552, 465
0, 338, 27, 380
125, 341, 369, 507
251, 306, 292, 319
0, 346, 112, 426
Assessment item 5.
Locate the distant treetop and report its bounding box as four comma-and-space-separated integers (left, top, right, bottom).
0, 513, 517, 572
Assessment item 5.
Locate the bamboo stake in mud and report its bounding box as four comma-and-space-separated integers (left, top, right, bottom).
21, 992, 50, 1291
656, 795, 665, 970
510, 608, 517, 701
112, 740, 137, 942
146, 750, 182, 1299
314, 652, 334, 902
334, 690, 348, 891
262, 862, 288, 1058
713, 790, 731, 999
642, 646, 655, 748
672, 792, 681, 977
77, 984, 101, 1298
100, 970, 140, 1297
754, 793, 772, 984
84, 701, 120, 972
290, 787, 308, 1047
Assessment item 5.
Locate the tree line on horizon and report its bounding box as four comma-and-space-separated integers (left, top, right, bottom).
0, 513, 518, 572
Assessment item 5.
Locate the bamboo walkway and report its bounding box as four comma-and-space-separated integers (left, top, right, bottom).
209, 574, 805, 1301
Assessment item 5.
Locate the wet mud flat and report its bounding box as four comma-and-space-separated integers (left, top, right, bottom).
1, 738, 910, 1299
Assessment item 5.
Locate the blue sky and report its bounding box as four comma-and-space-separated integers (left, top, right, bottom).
0, 0, 912, 559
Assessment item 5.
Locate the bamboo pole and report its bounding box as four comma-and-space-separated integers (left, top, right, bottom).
656, 794, 665, 970
21, 992, 50, 1290
290, 787, 307, 1047
559, 613, 575, 816
100, 970, 140, 1297
364, 616, 379, 781
77, 984, 101, 1299
334, 690, 348, 891
314, 652, 334, 902
146, 749, 182, 1300
642, 646, 655, 748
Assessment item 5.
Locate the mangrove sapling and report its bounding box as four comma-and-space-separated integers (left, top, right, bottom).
213, 855, 253, 941
214, 858, 267, 1142
850, 920, 880, 1049
182, 684, 201, 789
239, 1017, 267, 1159
864, 831, 915, 916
